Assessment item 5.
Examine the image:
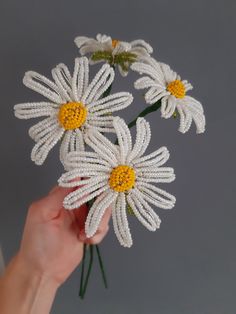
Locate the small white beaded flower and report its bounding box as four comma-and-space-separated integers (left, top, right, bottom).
58, 117, 176, 248
74, 33, 153, 76
131, 57, 206, 134
14, 57, 133, 165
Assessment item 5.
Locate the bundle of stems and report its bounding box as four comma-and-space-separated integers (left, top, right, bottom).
78, 68, 162, 299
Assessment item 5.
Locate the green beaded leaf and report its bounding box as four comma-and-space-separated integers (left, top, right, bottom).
91, 51, 113, 64
114, 52, 137, 72
91, 51, 137, 74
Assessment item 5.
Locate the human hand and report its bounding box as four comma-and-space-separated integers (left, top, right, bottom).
17, 184, 111, 286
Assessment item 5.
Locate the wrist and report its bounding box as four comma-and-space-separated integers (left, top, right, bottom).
0, 253, 59, 314
14, 252, 60, 290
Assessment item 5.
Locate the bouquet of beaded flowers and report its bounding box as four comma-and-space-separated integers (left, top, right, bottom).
14, 34, 206, 298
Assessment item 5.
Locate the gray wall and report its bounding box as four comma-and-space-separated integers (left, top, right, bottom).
0, 0, 236, 313
0, 245, 4, 275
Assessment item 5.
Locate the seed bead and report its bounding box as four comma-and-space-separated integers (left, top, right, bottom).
166, 80, 186, 99
112, 39, 120, 48
58, 102, 87, 130
109, 165, 136, 192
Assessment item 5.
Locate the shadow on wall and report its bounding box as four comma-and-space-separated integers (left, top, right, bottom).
0, 245, 5, 275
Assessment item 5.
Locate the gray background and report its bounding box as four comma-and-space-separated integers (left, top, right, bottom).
0, 0, 236, 313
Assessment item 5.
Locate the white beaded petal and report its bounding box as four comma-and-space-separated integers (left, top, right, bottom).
59, 129, 85, 168
84, 129, 119, 167
113, 117, 132, 164
127, 193, 157, 231
14, 57, 133, 165
74, 33, 153, 76
85, 191, 118, 237
133, 146, 170, 168
51, 63, 72, 98
82, 64, 114, 104
112, 193, 133, 247
131, 189, 161, 228
72, 57, 89, 102
136, 181, 176, 209
23, 71, 63, 103
63, 181, 109, 210
64, 151, 111, 171
31, 128, 64, 165
131, 57, 206, 134
87, 92, 133, 115
161, 95, 176, 119
127, 118, 151, 163
58, 117, 176, 247
28, 116, 59, 142
51, 65, 72, 102
13, 102, 58, 119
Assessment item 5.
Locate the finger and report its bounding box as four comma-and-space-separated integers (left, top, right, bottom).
77, 206, 112, 243
97, 206, 112, 232
72, 203, 89, 230
48, 185, 60, 195
85, 225, 110, 245
30, 185, 74, 221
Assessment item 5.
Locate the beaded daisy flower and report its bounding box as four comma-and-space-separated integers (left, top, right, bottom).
14, 57, 133, 165
58, 117, 176, 247
74, 33, 153, 76
131, 57, 206, 134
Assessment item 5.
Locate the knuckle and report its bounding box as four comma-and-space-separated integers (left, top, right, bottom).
28, 197, 46, 214
96, 227, 103, 234
29, 201, 38, 211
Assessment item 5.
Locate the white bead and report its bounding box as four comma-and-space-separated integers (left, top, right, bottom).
58, 117, 176, 247
131, 57, 206, 134
74, 34, 153, 76
15, 57, 133, 165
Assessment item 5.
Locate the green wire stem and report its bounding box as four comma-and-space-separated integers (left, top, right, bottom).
81, 245, 94, 299
79, 244, 87, 297
95, 245, 108, 289
79, 68, 114, 299
128, 99, 162, 129
78, 70, 162, 300
114, 99, 162, 145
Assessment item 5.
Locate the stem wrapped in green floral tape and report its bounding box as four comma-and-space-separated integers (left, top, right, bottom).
96, 245, 108, 289
79, 244, 87, 298
79, 243, 108, 299
79, 69, 115, 299
114, 99, 162, 146
79, 71, 162, 300
128, 99, 162, 129
80, 245, 94, 299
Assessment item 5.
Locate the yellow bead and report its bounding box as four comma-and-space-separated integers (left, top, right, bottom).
109, 165, 136, 192
58, 102, 87, 130
166, 80, 186, 99
112, 39, 120, 48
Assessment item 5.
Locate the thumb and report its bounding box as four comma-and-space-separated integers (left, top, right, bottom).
31, 185, 74, 221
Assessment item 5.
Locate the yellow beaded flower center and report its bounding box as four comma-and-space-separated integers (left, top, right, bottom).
58, 102, 87, 130
109, 165, 136, 192
112, 39, 120, 48
166, 80, 186, 99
